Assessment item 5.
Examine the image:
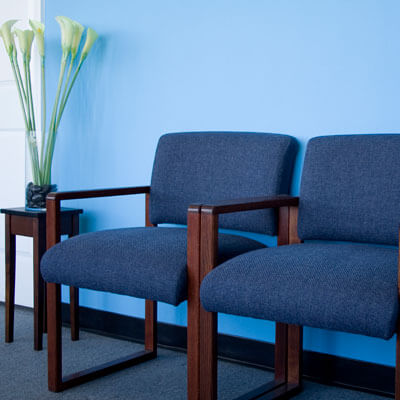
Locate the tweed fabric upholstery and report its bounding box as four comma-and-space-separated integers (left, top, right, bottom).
150, 132, 298, 234
200, 242, 398, 339
41, 227, 265, 306
298, 134, 400, 245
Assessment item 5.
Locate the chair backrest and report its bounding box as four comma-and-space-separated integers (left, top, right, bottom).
298, 134, 400, 245
150, 132, 298, 234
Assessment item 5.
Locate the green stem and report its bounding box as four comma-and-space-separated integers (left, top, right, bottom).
26, 61, 36, 131
13, 53, 28, 105
9, 57, 29, 130
26, 60, 42, 184
58, 56, 75, 120
56, 59, 83, 131
40, 57, 46, 173
43, 52, 68, 184
23, 58, 32, 131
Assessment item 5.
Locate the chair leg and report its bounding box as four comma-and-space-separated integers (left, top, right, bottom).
396, 326, 400, 400
232, 324, 302, 400
287, 325, 303, 387
199, 310, 218, 400
46, 284, 157, 392
47, 282, 63, 392
145, 299, 157, 354
70, 287, 79, 341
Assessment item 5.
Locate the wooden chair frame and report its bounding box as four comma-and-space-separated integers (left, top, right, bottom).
187, 195, 303, 400
45, 186, 163, 392
191, 195, 400, 400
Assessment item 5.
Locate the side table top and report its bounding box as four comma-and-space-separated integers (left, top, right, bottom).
1, 207, 83, 217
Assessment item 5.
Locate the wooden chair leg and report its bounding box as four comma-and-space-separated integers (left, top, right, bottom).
287, 325, 303, 387
395, 325, 400, 400
199, 310, 218, 400
46, 282, 157, 392
187, 206, 202, 400
233, 323, 302, 400
33, 218, 46, 351
69, 214, 80, 341
5, 215, 16, 344
274, 322, 288, 383
47, 282, 63, 392
70, 287, 79, 341
145, 299, 157, 354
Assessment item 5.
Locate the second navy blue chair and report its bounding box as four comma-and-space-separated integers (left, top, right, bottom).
40, 131, 298, 394
199, 134, 400, 399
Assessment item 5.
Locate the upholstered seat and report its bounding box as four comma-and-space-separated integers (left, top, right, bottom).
41, 227, 265, 306
201, 242, 398, 339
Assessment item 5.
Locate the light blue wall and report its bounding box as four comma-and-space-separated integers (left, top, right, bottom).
45, 0, 400, 367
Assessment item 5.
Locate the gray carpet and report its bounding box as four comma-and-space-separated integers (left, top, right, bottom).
0, 304, 387, 400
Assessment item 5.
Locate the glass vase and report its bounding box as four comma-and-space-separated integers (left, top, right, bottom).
25, 130, 57, 210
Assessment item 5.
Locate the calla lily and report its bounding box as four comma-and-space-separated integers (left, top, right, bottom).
71, 20, 84, 60
0, 20, 18, 56
80, 27, 98, 61
55, 16, 75, 54
29, 20, 45, 57
14, 29, 34, 61
25, 30, 34, 61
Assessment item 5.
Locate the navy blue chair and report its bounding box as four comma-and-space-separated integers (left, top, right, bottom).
199, 134, 400, 399
40, 131, 298, 394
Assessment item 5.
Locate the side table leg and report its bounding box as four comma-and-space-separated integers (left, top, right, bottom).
33, 218, 46, 351
69, 214, 80, 341
5, 215, 16, 343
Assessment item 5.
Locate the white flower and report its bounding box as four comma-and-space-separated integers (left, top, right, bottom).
71, 20, 84, 60
29, 20, 45, 57
80, 27, 98, 61
0, 20, 18, 56
14, 29, 34, 61
55, 16, 75, 54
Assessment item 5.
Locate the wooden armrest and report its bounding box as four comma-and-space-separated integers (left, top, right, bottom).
46, 186, 150, 202
200, 195, 299, 215
198, 196, 300, 279
46, 186, 150, 249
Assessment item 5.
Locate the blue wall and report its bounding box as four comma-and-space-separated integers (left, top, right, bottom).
45, 0, 400, 366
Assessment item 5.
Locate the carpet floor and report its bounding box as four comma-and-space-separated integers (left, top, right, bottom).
0, 304, 388, 400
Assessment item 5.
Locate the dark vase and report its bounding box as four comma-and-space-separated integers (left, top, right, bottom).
25, 182, 57, 210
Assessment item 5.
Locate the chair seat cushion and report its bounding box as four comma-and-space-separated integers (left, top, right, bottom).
41, 227, 265, 306
200, 242, 398, 339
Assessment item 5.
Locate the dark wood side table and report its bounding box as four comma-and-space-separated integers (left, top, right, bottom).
1, 207, 83, 351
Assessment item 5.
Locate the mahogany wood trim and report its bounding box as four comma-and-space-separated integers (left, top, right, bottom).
287, 325, 303, 386
10, 215, 33, 236
187, 205, 202, 400
60, 350, 156, 391
144, 193, 158, 354
235, 383, 301, 400
46, 188, 157, 392
32, 217, 46, 350
145, 193, 152, 227
47, 282, 62, 392
46, 186, 150, 202
5, 214, 16, 343
145, 300, 157, 353
69, 214, 80, 341
197, 201, 303, 399
201, 195, 299, 216
199, 212, 219, 400
396, 228, 400, 400
289, 206, 301, 244
274, 322, 288, 384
